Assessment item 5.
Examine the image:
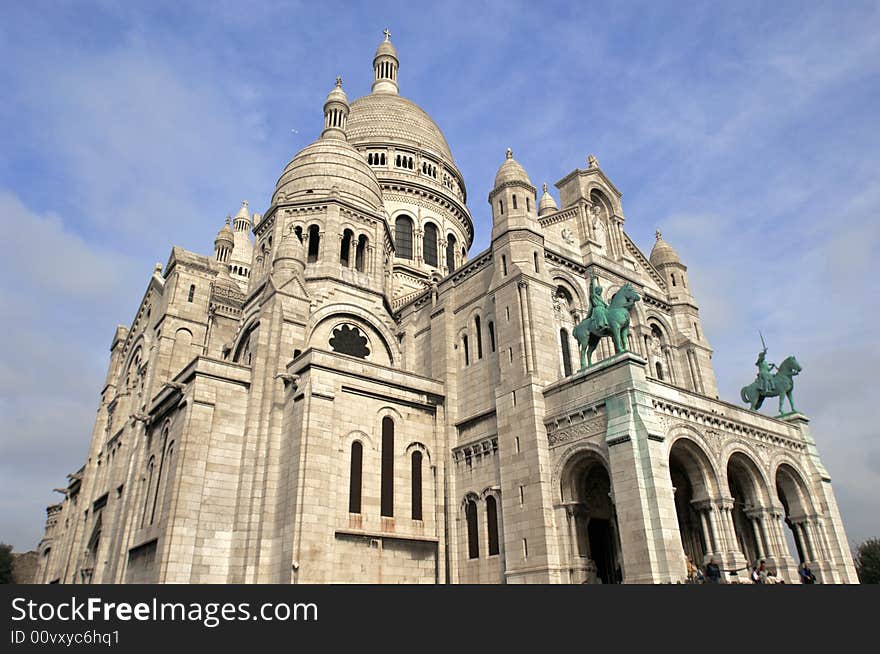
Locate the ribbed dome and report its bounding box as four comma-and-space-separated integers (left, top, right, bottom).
649, 230, 682, 267
375, 39, 398, 59
538, 183, 558, 216
347, 94, 454, 163
493, 148, 532, 188
214, 218, 234, 246
273, 138, 383, 212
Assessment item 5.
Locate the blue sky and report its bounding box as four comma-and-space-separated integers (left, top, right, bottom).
1, 0, 878, 552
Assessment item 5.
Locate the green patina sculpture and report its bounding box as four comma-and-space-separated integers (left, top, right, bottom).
573, 270, 640, 369
740, 340, 802, 415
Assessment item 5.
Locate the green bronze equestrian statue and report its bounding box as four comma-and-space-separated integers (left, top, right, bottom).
740, 342, 802, 415
573, 270, 640, 370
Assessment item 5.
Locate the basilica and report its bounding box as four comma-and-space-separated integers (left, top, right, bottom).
34, 33, 857, 584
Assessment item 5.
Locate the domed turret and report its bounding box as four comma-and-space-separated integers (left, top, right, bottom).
214, 217, 234, 263
372, 28, 399, 94
649, 229, 682, 267
650, 229, 692, 294
538, 182, 558, 216
493, 148, 532, 188
322, 77, 350, 141
489, 148, 538, 241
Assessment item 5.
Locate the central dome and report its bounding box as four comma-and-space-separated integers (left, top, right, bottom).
347, 93, 455, 164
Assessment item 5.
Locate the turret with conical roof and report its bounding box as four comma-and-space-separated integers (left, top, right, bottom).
650, 229, 690, 293
489, 148, 538, 242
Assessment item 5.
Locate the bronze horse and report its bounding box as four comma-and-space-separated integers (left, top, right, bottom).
740, 355, 802, 415
573, 284, 641, 369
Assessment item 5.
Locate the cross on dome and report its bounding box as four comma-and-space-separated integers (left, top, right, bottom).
335, 76, 343, 87
656, 229, 662, 240
383, 28, 391, 41
505, 147, 513, 159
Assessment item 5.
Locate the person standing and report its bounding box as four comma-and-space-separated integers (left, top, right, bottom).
705, 557, 722, 584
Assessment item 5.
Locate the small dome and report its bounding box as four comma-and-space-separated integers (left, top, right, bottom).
215, 218, 234, 246
538, 182, 558, 216
325, 77, 349, 105
273, 138, 383, 212
649, 229, 682, 267
493, 148, 532, 188
375, 38, 398, 60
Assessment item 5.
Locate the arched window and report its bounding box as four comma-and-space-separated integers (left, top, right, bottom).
349, 441, 363, 514
294, 226, 303, 243
307, 225, 320, 263
340, 229, 353, 267
671, 274, 677, 287
474, 316, 483, 359
395, 215, 414, 260
187, 284, 195, 303
560, 328, 573, 377
141, 457, 155, 529
534, 251, 539, 272
656, 361, 664, 380
446, 234, 457, 272
526, 196, 531, 212
381, 417, 394, 518
462, 334, 469, 366
499, 199, 504, 215
512, 194, 518, 209
486, 495, 500, 555
411, 451, 423, 520
466, 499, 479, 559
355, 235, 367, 272
423, 223, 438, 267
488, 321, 496, 352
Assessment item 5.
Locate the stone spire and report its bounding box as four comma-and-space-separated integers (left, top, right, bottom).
322, 77, 350, 140
372, 28, 399, 95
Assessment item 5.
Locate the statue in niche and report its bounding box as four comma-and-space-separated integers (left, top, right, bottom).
591, 205, 607, 250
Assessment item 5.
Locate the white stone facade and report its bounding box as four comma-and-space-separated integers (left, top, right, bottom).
33, 34, 858, 584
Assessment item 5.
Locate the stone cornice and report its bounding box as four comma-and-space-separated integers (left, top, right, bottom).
652, 397, 806, 452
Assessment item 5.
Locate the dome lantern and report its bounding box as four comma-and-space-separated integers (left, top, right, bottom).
372, 28, 399, 95
322, 77, 350, 140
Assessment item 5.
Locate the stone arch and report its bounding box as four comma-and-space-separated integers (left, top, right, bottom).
586, 184, 622, 216
725, 449, 773, 565
404, 441, 432, 465
557, 446, 621, 584
774, 462, 814, 521
340, 429, 374, 453
668, 432, 721, 500
550, 270, 587, 313
306, 303, 399, 365
724, 448, 773, 506
553, 442, 611, 504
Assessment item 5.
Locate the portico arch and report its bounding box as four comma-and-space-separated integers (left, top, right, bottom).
726, 451, 771, 565
668, 437, 718, 565
775, 463, 816, 565
560, 450, 621, 584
